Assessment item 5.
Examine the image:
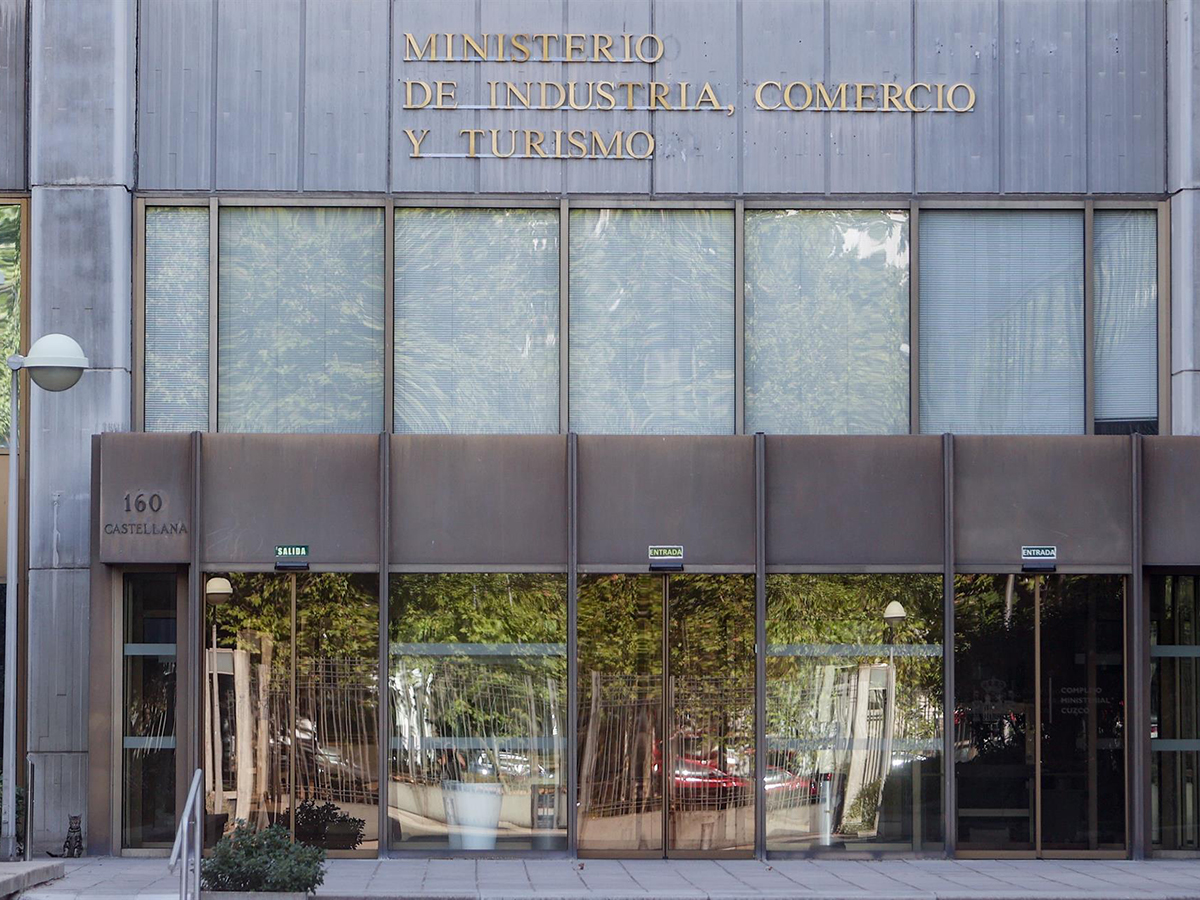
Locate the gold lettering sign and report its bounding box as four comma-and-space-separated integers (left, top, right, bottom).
399, 32, 976, 160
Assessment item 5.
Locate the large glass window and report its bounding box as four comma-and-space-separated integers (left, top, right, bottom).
218, 207, 385, 433
568, 209, 735, 434
1095, 209, 1158, 434
388, 574, 567, 851
394, 209, 559, 434
919, 211, 1085, 434
0, 204, 19, 447
745, 211, 910, 435
765, 574, 943, 853
145, 206, 209, 432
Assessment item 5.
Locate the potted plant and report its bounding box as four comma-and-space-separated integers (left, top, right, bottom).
200, 822, 325, 898
292, 798, 366, 851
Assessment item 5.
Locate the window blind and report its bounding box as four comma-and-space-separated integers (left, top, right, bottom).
745, 210, 910, 434
1094, 210, 1157, 427
394, 208, 559, 434
218, 207, 384, 433
919, 210, 1084, 435
568, 209, 735, 435
145, 207, 209, 432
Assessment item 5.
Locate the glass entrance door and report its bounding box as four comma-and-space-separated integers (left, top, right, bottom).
577, 574, 755, 857
955, 575, 1126, 857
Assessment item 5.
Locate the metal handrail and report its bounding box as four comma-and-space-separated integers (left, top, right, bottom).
168, 769, 202, 900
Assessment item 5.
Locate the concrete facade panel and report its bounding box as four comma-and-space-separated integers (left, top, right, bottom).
215, 0, 301, 191
137, 0, 214, 190
828, 0, 913, 194
1168, 0, 1198, 192
954, 435, 1132, 569
740, 0, 825, 195
652, 0, 740, 194
477, 0, 567, 194
1000, 0, 1087, 193
564, 0, 653, 195
1172, 369, 1200, 435
303, 0, 389, 191
26, 568, 89, 755
1143, 436, 1200, 564
1172, 189, 1198, 381
1087, 0, 1165, 193
30, 187, 131, 371
30, 0, 134, 187
915, 0, 1001, 194
391, 0, 477, 193
25, 749, 87, 855
0, 0, 26, 190
29, 370, 131, 570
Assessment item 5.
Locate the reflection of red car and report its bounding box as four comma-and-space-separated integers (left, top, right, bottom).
651, 744, 752, 803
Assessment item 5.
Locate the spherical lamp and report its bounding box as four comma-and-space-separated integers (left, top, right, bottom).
18, 334, 89, 392
205, 577, 233, 606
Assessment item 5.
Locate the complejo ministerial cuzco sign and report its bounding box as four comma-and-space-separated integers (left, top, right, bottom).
400, 31, 976, 161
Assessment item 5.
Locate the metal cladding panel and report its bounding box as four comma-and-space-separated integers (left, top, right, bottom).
577, 436, 755, 568
954, 436, 1132, 570
741, 0, 825, 195
1174, 190, 1199, 376
765, 436, 943, 569
137, 0, 215, 190
564, 0, 653, 195
28, 370, 130, 570
1000, 0, 1087, 194
97, 433, 191, 563
27, 568, 89, 754
215, 0, 301, 191
1087, 0, 1166, 193
1168, 0, 1199, 192
391, 0, 477, 193
915, 0, 1001, 194
1143, 437, 1200, 565
304, 0, 389, 191
29, 0, 134, 187
201, 435, 379, 565
0, 0, 26, 189
390, 435, 568, 567
26, 749, 88, 855
30, 187, 132, 371
652, 0, 740, 194
477, 0, 567, 194
828, 0, 913, 194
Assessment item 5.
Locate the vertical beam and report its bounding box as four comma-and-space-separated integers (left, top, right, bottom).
1158, 200, 1171, 435
735, 201, 746, 435
188, 431, 202, 819
565, 432, 577, 853
754, 432, 766, 858
1085, 201, 1095, 434
559, 200, 569, 434
910, 202, 920, 434
288, 573, 297, 841
942, 431, 956, 855
1129, 433, 1148, 858
376, 432, 389, 856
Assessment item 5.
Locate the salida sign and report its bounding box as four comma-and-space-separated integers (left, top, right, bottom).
399, 31, 976, 161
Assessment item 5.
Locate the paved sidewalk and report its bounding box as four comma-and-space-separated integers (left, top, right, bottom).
20, 856, 1200, 900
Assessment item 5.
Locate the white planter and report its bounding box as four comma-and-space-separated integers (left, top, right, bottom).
441, 780, 503, 851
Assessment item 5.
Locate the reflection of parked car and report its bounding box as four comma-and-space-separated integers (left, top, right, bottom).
651, 743, 752, 805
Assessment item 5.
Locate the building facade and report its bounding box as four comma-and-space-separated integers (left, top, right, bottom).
1, 0, 1199, 862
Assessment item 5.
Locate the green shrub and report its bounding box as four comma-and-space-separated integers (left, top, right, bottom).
201, 822, 325, 895
293, 798, 366, 850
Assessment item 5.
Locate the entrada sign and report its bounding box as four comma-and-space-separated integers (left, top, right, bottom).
399, 31, 976, 161
649, 545, 684, 562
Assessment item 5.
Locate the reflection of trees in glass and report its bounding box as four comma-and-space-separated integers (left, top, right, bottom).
394, 209, 559, 434
0, 205, 19, 447
218, 207, 384, 434
568, 209, 735, 435
746, 210, 909, 435
145, 207, 209, 431
389, 574, 567, 789
765, 574, 942, 845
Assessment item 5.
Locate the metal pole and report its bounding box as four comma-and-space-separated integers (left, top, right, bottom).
2, 363, 19, 859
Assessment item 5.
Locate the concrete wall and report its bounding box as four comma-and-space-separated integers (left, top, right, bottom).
137, 0, 1167, 195
1170, 0, 1200, 435
26, 0, 134, 854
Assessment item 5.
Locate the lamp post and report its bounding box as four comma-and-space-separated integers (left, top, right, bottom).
880, 599, 907, 832
1, 334, 88, 859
